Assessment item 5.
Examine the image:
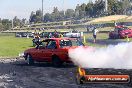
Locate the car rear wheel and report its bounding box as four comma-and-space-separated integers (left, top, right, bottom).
26, 54, 34, 65
52, 56, 62, 67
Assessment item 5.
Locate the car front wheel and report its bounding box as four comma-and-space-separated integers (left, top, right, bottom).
52, 56, 62, 67
26, 54, 34, 65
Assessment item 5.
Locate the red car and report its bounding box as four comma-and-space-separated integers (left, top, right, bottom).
109, 26, 132, 39
23, 38, 84, 66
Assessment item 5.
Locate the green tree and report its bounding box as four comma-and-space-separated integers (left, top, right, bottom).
59, 11, 65, 20
2, 19, 11, 30
29, 11, 36, 23
53, 7, 59, 13
107, 0, 118, 15
36, 9, 42, 23
93, 0, 105, 17
51, 7, 60, 21
0, 23, 4, 31
111, 1, 123, 14
79, 3, 87, 18
44, 13, 52, 22
65, 9, 75, 19
29, 10, 42, 23
75, 4, 80, 19
121, 0, 131, 15
85, 2, 94, 17
20, 18, 26, 28
13, 16, 21, 27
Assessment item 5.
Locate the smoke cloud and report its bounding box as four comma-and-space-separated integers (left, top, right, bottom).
69, 42, 132, 69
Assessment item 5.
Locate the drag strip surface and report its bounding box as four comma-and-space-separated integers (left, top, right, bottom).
0, 58, 132, 88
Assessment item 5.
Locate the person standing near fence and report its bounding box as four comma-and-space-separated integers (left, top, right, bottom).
49, 33, 52, 38
92, 27, 99, 43
53, 30, 59, 38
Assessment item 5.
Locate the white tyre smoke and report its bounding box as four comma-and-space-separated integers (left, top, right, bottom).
69, 42, 132, 69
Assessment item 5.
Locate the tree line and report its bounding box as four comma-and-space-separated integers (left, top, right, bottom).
0, 16, 27, 31
0, 0, 132, 31
0, 19, 11, 31
30, 0, 132, 23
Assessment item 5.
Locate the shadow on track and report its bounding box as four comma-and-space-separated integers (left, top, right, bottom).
13, 59, 76, 68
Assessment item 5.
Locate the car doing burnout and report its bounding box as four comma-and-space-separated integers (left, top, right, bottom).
23, 38, 84, 66
109, 25, 132, 39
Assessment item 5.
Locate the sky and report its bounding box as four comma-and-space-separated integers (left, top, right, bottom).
0, 0, 95, 20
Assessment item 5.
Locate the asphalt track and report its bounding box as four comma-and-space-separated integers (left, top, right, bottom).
0, 58, 132, 88
0, 39, 131, 88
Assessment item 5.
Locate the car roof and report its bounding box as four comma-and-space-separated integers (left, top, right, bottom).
44, 37, 77, 41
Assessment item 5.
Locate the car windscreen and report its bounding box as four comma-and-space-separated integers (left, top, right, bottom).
59, 39, 84, 48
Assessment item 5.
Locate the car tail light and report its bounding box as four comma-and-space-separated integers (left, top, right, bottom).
78, 67, 86, 76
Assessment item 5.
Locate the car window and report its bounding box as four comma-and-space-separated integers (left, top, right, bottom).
47, 40, 57, 49
59, 39, 84, 48
36, 41, 46, 49
115, 27, 128, 31
60, 40, 72, 47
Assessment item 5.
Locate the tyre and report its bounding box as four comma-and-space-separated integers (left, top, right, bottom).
26, 54, 34, 65
52, 56, 62, 67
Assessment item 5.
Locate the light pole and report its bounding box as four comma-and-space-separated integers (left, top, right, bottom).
12, 19, 14, 30
105, 0, 108, 12
42, 0, 43, 22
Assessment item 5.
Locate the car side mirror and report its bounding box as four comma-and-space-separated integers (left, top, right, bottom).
36, 45, 45, 49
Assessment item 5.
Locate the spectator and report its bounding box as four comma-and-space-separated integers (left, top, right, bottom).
53, 30, 59, 38
49, 33, 52, 38
92, 27, 99, 43
114, 21, 117, 26
59, 33, 63, 38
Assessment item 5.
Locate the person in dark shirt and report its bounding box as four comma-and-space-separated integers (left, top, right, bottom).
54, 30, 59, 38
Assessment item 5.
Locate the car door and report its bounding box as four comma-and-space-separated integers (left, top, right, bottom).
32, 41, 48, 62
45, 40, 57, 62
